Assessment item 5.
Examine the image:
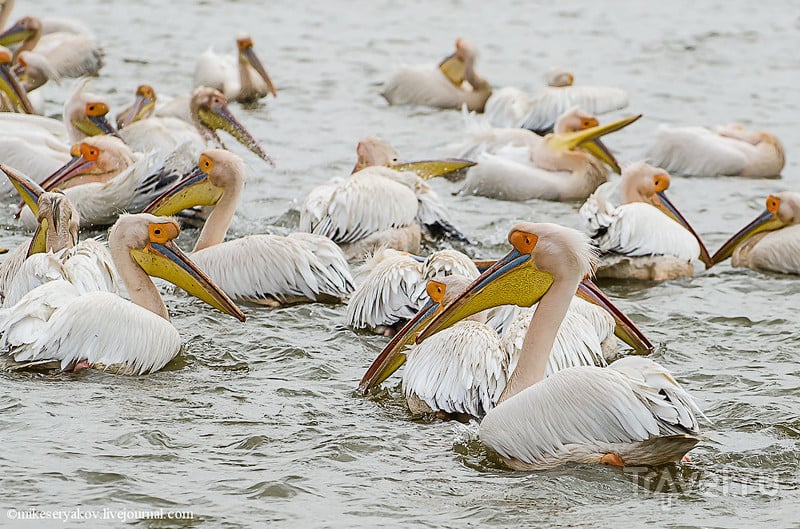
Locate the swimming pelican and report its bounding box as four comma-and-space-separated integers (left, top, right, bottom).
405, 222, 704, 468
359, 273, 653, 420
116, 84, 156, 129
299, 136, 473, 259
711, 192, 800, 275
0, 15, 103, 78
0, 213, 245, 374
382, 38, 491, 112
0, 166, 118, 306
346, 248, 479, 336
645, 124, 785, 178
459, 114, 641, 202
579, 162, 713, 280
144, 150, 353, 305
194, 34, 277, 103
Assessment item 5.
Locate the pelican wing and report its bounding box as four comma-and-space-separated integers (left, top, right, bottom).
120, 117, 205, 156
298, 179, 342, 233
734, 224, 800, 275
422, 250, 480, 280
460, 152, 577, 201
521, 85, 629, 132
484, 87, 534, 128
36, 33, 103, 78
479, 360, 702, 467
1, 282, 181, 374
645, 126, 750, 177
0, 115, 70, 192
306, 171, 419, 244
0, 245, 29, 304
346, 253, 424, 329
60, 239, 120, 295
3, 252, 67, 307
193, 49, 236, 96
403, 321, 508, 417
190, 233, 353, 303
584, 202, 700, 261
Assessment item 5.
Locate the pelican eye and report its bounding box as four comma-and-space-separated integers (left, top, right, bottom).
509, 230, 539, 253
198, 154, 214, 172
149, 222, 179, 244
85, 102, 108, 117
426, 281, 446, 303
653, 174, 670, 193
79, 143, 100, 161
766, 195, 781, 214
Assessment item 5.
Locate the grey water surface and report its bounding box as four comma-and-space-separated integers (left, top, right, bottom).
1, 0, 799, 527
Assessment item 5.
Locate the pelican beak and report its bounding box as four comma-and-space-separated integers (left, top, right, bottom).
117, 87, 156, 129
143, 166, 222, 215
0, 20, 35, 46
417, 246, 554, 343
711, 195, 786, 265
438, 52, 465, 86
38, 143, 98, 191
550, 114, 642, 172
576, 278, 653, 354
358, 298, 442, 394
0, 163, 44, 216
654, 191, 713, 268
130, 222, 246, 321
27, 217, 48, 257
389, 158, 477, 180
198, 102, 274, 166
0, 52, 34, 114
239, 40, 277, 97
73, 102, 119, 137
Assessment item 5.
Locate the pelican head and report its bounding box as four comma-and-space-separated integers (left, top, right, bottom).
545, 67, 575, 87
554, 107, 599, 134
144, 149, 244, 215
0, 45, 33, 113
545, 114, 641, 174
28, 191, 80, 257
191, 86, 274, 165
38, 136, 134, 191
65, 80, 118, 140
438, 38, 477, 86
236, 34, 277, 98
352, 135, 476, 179
117, 84, 157, 129
415, 223, 650, 353
0, 16, 42, 53
16, 50, 60, 92
711, 192, 800, 265
1, 161, 45, 220
358, 275, 465, 393
622, 162, 712, 268
111, 213, 246, 321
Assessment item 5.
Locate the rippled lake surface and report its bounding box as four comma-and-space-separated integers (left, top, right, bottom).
1, 0, 799, 527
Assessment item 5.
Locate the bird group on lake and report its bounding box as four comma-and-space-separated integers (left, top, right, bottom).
0, 5, 794, 474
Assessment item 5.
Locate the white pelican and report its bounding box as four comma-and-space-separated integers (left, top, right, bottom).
382, 38, 491, 112
359, 273, 653, 420
144, 150, 353, 306
0, 168, 119, 306
711, 192, 800, 275
484, 67, 629, 132
0, 44, 33, 112
580, 162, 713, 280
459, 114, 640, 202
0, 213, 245, 374
406, 222, 704, 468
16, 136, 184, 229
299, 136, 473, 259
194, 34, 277, 103
116, 84, 156, 129
646, 124, 785, 178
0, 15, 103, 78
346, 248, 479, 336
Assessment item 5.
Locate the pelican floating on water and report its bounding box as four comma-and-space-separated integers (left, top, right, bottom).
401, 222, 704, 468
194, 34, 277, 103
0, 213, 245, 374
711, 192, 800, 275
484, 67, 629, 132
299, 136, 473, 259
382, 38, 491, 112
645, 124, 785, 178
580, 162, 713, 280
346, 248, 479, 336
145, 150, 354, 306
459, 114, 640, 202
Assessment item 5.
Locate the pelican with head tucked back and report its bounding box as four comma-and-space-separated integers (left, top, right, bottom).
580, 162, 713, 280
194, 34, 277, 103
0, 213, 245, 374
299, 135, 474, 259
382, 38, 491, 112
144, 150, 353, 306
400, 222, 704, 469
711, 192, 800, 275
459, 113, 641, 202
646, 124, 785, 178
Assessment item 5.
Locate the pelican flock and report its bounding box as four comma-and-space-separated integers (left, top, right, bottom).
0, 2, 794, 492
